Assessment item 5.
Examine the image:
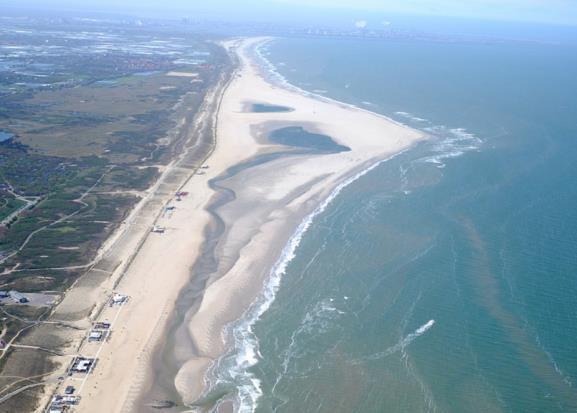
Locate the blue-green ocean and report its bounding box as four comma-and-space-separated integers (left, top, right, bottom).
210, 34, 577, 413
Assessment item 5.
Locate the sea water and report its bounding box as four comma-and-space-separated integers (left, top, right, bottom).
210, 32, 577, 413
0, 131, 14, 142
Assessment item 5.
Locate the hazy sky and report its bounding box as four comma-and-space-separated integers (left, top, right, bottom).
8, 0, 577, 25
260, 0, 577, 24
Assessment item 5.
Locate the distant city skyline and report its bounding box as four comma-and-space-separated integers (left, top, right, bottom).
6, 0, 577, 26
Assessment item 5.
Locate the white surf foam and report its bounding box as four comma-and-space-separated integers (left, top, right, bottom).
354, 319, 436, 364
393, 110, 484, 168
253, 39, 410, 131
213, 150, 411, 413
257, 42, 483, 170
209, 39, 475, 412
279, 298, 345, 376
394, 111, 429, 123
535, 334, 574, 388
418, 125, 483, 168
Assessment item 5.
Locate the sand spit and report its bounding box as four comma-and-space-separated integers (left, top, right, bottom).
162, 37, 426, 411
65, 37, 424, 413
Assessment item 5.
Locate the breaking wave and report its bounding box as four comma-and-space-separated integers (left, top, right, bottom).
207, 40, 479, 413
353, 320, 436, 364
209, 151, 409, 413
393, 111, 483, 168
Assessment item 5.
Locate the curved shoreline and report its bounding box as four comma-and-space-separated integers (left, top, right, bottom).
206, 147, 414, 412
254, 37, 416, 133
40, 36, 425, 413
157, 37, 427, 412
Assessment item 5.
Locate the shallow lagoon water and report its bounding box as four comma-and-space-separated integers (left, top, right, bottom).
268, 126, 350, 153
250, 103, 293, 113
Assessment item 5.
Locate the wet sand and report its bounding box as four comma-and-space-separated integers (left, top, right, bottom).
155, 37, 427, 410
72, 37, 425, 413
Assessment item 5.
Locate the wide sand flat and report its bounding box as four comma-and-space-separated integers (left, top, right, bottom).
170, 38, 425, 407
72, 37, 424, 412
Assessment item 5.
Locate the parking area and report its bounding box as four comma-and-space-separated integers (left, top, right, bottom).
0, 291, 60, 307
45, 291, 128, 412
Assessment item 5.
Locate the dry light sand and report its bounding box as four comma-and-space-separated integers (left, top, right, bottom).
71, 37, 425, 412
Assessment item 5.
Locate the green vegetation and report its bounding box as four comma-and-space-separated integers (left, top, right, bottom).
0, 17, 231, 410
0, 196, 25, 221
2, 73, 205, 160
0, 22, 228, 293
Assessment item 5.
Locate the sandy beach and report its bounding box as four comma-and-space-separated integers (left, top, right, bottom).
61, 37, 424, 412
151, 38, 426, 410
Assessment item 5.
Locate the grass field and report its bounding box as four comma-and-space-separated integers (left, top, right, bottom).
0, 195, 26, 221
0, 41, 225, 278
0, 20, 231, 411
2, 72, 205, 160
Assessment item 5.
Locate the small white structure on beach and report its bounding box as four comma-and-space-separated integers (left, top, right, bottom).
111, 293, 129, 305
88, 330, 104, 342
75, 359, 91, 372
71, 356, 95, 374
